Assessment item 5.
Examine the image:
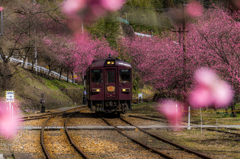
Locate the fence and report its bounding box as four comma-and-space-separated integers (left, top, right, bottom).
2, 56, 74, 84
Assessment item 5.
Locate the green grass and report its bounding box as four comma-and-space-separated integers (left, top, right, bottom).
51, 80, 67, 88
130, 102, 158, 114
44, 79, 59, 91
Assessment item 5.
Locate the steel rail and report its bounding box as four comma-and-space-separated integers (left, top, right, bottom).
22, 105, 86, 121
205, 128, 240, 137
40, 106, 87, 159
65, 109, 90, 159
40, 115, 54, 159
141, 115, 240, 138
100, 116, 174, 159
129, 115, 167, 123
120, 117, 213, 159
134, 115, 240, 142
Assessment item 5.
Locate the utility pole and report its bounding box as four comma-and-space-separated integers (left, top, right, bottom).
182, 1, 187, 103
172, 1, 190, 128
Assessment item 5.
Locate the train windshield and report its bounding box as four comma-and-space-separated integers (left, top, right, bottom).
119, 69, 131, 82
91, 69, 103, 83
107, 71, 115, 83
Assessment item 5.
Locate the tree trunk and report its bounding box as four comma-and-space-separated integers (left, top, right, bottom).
81, 73, 84, 85
225, 108, 228, 115
59, 67, 62, 81
22, 57, 27, 68
231, 102, 237, 117
67, 71, 69, 82
22, 47, 30, 69
32, 58, 34, 72
47, 65, 51, 79
71, 72, 73, 83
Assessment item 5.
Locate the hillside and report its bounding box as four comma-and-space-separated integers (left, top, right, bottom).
0, 66, 84, 112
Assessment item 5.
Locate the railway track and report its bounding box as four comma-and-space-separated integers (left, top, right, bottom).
120, 116, 212, 158
40, 106, 89, 159
100, 116, 173, 158
21, 106, 86, 122
100, 115, 212, 159
130, 114, 240, 141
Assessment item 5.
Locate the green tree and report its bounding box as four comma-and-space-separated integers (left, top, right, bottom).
163, 0, 174, 8
86, 13, 120, 48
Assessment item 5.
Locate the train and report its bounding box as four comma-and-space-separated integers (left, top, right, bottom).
85, 54, 132, 114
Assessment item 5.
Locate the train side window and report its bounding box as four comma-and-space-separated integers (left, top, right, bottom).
107, 71, 115, 83
91, 69, 103, 83
119, 69, 130, 82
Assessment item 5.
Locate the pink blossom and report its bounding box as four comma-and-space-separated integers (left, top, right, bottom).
189, 67, 234, 109
0, 100, 21, 139
189, 85, 213, 108
90, 4, 107, 17
0, 7, 3, 12
101, 0, 125, 11
212, 81, 233, 108
194, 67, 218, 87
62, 0, 86, 18
61, 0, 125, 33
156, 100, 182, 130
186, 1, 203, 17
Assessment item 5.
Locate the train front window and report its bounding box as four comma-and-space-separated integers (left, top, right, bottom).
119, 69, 130, 82
107, 71, 115, 83
91, 69, 102, 83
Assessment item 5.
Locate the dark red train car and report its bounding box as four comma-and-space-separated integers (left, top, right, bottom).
86, 54, 132, 114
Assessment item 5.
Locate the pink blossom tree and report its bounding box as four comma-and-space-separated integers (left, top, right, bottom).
186, 5, 240, 116
122, 5, 239, 117
65, 34, 118, 83
42, 33, 118, 84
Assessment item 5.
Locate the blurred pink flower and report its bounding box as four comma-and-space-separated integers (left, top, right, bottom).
186, 1, 203, 17
61, 0, 125, 33
0, 100, 21, 139
0, 7, 3, 12
189, 67, 233, 109
189, 85, 213, 108
212, 81, 233, 108
62, 0, 86, 18
156, 100, 182, 130
194, 67, 217, 87
90, 4, 107, 17
101, 0, 125, 11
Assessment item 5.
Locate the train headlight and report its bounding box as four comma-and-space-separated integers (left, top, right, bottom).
92, 88, 101, 93
122, 88, 130, 92
107, 61, 114, 65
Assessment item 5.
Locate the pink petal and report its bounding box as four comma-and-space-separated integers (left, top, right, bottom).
101, 0, 125, 11
194, 67, 218, 87
188, 85, 213, 108
0, 101, 21, 139
90, 4, 107, 17
156, 100, 182, 129
186, 1, 203, 17
62, 0, 86, 17
212, 81, 233, 108
0, 7, 3, 12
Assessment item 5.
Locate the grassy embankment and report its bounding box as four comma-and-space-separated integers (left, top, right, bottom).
1, 67, 84, 112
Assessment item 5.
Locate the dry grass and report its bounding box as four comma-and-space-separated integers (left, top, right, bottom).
2, 67, 84, 111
